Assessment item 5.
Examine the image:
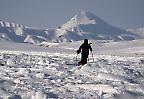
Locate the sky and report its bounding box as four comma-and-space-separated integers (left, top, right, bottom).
0, 0, 144, 29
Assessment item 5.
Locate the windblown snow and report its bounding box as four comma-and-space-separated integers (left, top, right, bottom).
0, 39, 144, 99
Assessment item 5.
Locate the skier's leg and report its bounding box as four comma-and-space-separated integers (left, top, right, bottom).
77, 54, 84, 66
80, 54, 88, 65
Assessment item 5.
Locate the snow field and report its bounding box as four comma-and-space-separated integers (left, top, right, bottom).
0, 51, 144, 98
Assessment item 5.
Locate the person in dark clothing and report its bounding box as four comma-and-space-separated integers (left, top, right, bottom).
77, 39, 92, 66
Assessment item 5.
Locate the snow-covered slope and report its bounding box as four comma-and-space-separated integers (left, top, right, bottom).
0, 40, 144, 98
60, 11, 141, 41
95, 39, 144, 55
0, 38, 144, 56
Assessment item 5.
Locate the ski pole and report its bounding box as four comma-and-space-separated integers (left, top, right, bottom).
91, 51, 94, 63
89, 43, 94, 63
76, 54, 78, 65
88, 56, 89, 62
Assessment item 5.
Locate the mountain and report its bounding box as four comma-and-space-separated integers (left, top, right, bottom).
60, 11, 141, 41
0, 20, 50, 44
0, 11, 142, 45
127, 28, 144, 37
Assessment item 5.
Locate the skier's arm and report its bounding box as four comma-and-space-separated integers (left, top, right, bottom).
77, 44, 83, 54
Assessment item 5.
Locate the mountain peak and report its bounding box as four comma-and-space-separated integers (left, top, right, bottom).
77, 10, 98, 25
79, 10, 97, 19
61, 11, 97, 30
61, 10, 107, 31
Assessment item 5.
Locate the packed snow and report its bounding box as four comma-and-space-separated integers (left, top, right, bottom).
0, 39, 144, 99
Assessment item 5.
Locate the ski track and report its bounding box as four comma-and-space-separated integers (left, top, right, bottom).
0, 50, 144, 99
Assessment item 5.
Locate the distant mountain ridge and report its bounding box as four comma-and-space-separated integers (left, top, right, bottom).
127, 28, 144, 37
0, 20, 25, 28
0, 11, 142, 44
0, 20, 46, 43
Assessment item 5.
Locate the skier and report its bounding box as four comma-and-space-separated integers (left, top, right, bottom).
77, 39, 92, 66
